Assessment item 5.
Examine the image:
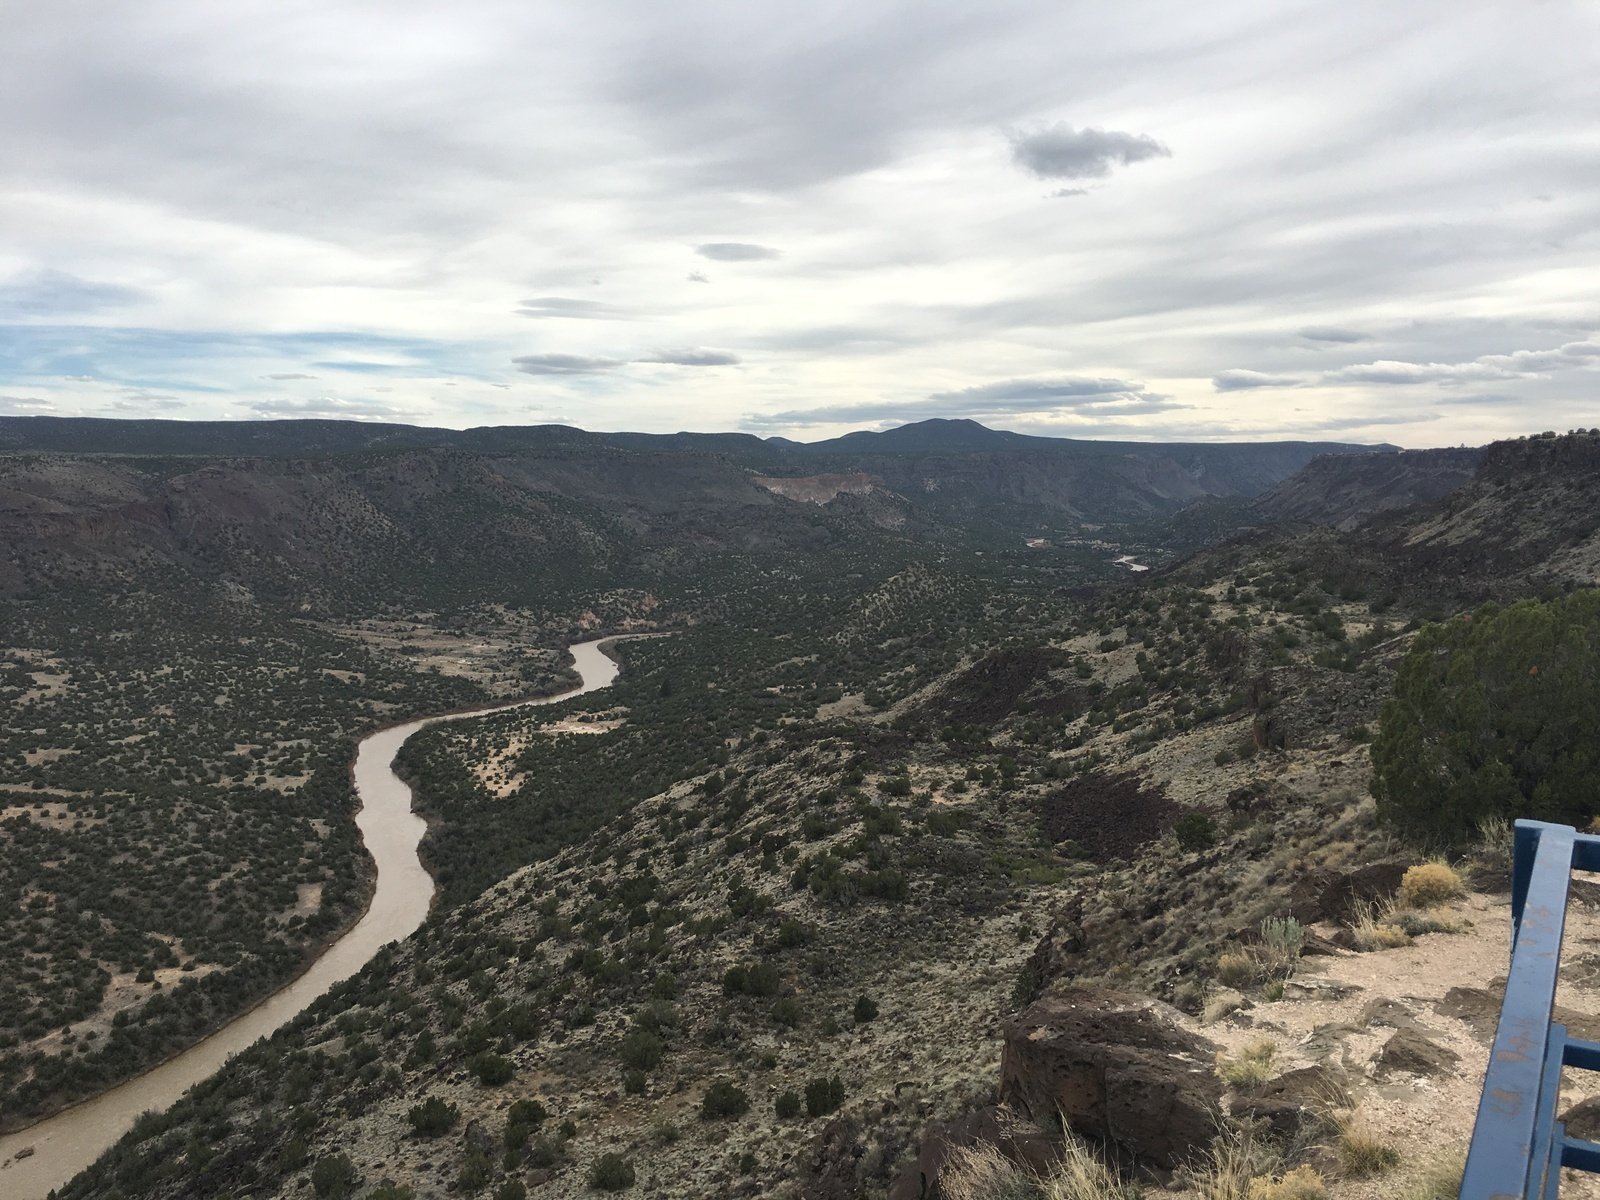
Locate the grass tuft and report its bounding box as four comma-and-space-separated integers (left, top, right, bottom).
1216, 1040, 1277, 1089
1335, 1110, 1401, 1177
1399, 861, 1465, 908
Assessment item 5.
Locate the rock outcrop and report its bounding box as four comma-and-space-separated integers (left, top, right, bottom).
999, 989, 1222, 1169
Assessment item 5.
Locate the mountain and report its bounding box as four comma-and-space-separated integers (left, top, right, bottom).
0, 419, 1401, 569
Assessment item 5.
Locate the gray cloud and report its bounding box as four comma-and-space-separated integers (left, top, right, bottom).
635, 348, 741, 366
1213, 369, 1303, 391
686, 272, 709, 283
0, 270, 144, 319
1298, 325, 1371, 344
264, 372, 317, 380
928, 376, 1157, 407
1011, 124, 1169, 180
695, 242, 781, 262
511, 353, 623, 375
1051, 187, 1089, 198
0, 395, 54, 413
517, 296, 631, 320
749, 374, 1184, 430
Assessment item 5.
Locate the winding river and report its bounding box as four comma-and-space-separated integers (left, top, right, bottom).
0, 637, 628, 1200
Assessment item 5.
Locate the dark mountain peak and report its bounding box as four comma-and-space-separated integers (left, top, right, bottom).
814, 418, 1025, 453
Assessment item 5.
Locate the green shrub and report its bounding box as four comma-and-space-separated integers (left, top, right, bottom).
623, 1068, 646, 1095
407, 1096, 459, 1137
588, 1152, 636, 1191
805, 1074, 845, 1118
853, 995, 879, 1023
468, 1052, 514, 1086
1373, 594, 1600, 840
701, 1078, 750, 1119
311, 1154, 358, 1199
1174, 812, 1217, 851
775, 1089, 802, 1119
618, 1030, 665, 1071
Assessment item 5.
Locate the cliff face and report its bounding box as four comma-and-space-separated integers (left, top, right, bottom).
1253, 447, 1482, 531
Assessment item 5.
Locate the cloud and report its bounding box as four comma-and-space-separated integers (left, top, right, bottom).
1051, 187, 1089, 198
511, 353, 623, 375
1213, 369, 1303, 391
749, 375, 1184, 429
1010, 124, 1169, 180
0, 270, 144, 320
635, 348, 741, 366
1299, 326, 1371, 344
686, 272, 710, 283
927, 376, 1158, 408
695, 242, 781, 262
517, 296, 631, 320
251, 396, 408, 419
264, 372, 317, 380
0, 395, 54, 413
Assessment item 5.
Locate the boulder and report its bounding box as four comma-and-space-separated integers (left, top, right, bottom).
999, 989, 1222, 1169
1561, 1097, 1600, 1142
1373, 1028, 1460, 1078
1287, 859, 1409, 925
1230, 1066, 1350, 1140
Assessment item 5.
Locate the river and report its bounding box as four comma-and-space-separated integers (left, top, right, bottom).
0, 637, 628, 1200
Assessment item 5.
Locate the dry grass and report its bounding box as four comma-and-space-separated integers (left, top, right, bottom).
1348, 899, 1413, 951
1399, 861, 1466, 908
1216, 1039, 1277, 1088
1188, 1128, 1277, 1200
938, 1131, 1136, 1200
1248, 1164, 1328, 1200
1335, 1110, 1402, 1177
1217, 950, 1264, 989
1395, 1151, 1465, 1200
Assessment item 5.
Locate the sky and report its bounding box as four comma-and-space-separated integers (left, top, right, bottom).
1, 0, 1597, 446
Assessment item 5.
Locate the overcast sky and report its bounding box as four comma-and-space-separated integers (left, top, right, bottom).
2, 1, 1596, 445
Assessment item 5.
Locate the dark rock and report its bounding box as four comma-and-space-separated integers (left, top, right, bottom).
1561, 1097, 1600, 1142
1434, 985, 1500, 1036
1287, 860, 1409, 925
1374, 1028, 1460, 1078
800, 1113, 868, 1200
1230, 1066, 1350, 1140
1000, 989, 1222, 1169
1360, 998, 1423, 1031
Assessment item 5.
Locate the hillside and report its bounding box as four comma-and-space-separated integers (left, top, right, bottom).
1252, 447, 1482, 531
0, 416, 1390, 543
5, 427, 1595, 1200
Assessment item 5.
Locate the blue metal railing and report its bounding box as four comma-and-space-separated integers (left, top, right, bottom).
1461, 820, 1600, 1200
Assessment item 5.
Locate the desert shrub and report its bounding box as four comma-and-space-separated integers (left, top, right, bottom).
495, 1179, 527, 1200
701, 1078, 750, 1119
311, 1154, 358, 1199
1398, 862, 1465, 908
457, 1147, 493, 1191
367, 1183, 416, 1200
805, 1074, 845, 1117
1215, 1040, 1276, 1088
1215, 951, 1262, 989
588, 1152, 636, 1191
853, 994, 879, 1023
771, 996, 804, 1027
1348, 900, 1413, 951
1258, 916, 1304, 973
618, 1030, 665, 1071
1248, 1164, 1327, 1200
408, 1096, 459, 1137
1175, 813, 1218, 851
775, 1089, 802, 1119
623, 1068, 646, 1094
468, 1051, 514, 1086
1372, 593, 1600, 840
507, 1098, 547, 1131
